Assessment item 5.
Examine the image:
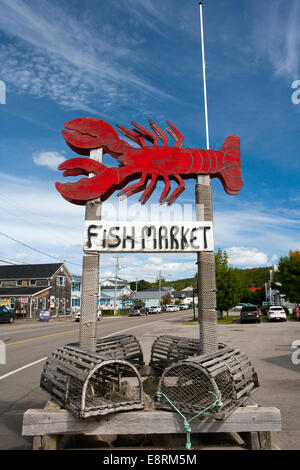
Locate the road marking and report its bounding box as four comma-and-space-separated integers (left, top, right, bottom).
0, 318, 165, 381
0, 357, 48, 381
6, 329, 78, 346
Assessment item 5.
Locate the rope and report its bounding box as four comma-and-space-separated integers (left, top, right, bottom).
150, 390, 223, 450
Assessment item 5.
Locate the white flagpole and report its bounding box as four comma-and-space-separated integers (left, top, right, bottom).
196, 2, 218, 353
199, 2, 210, 151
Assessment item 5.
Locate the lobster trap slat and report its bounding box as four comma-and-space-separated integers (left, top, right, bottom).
155, 347, 259, 420
40, 345, 144, 419
68, 334, 144, 367
150, 335, 226, 371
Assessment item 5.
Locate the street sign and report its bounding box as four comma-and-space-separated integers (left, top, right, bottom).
84, 221, 213, 253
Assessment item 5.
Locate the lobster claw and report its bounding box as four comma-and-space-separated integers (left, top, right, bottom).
55, 157, 116, 205
62, 117, 131, 158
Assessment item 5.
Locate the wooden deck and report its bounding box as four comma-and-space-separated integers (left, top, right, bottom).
22, 400, 281, 450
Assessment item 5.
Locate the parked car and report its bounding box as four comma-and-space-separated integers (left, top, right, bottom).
129, 306, 148, 316
39, 310, 50, 322
267, 306, 287, 322
149, 306, 161, 314
0, 306, 14, 324
240, 305, 260, 323
233, 303, 248, 311
75, 311, 102, 322
165, 305, 180, 312
293, 306, 300, 321
179, 304, 189, 310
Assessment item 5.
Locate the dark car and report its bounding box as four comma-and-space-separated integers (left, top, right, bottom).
293, 306, 300, 321
0, 306, 14, 324
240, 304, 260, 324
129, 306, 148, 316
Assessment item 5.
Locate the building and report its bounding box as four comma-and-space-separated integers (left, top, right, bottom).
100, 278, 129, 288
133, 287, 174, 308
71, 275, 82, 313
265, 265, 284, 306
100, 284, 133, 310
0, 263, 72, 319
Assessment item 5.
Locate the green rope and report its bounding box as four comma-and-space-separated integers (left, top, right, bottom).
150, 390, 223, 450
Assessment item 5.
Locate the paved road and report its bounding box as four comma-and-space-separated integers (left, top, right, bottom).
0, 311, 191, 450
0, 313, 299, 450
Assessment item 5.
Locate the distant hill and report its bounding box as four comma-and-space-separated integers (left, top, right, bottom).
156, 266, 271, 291
133, 266, 271, 291
237, 266, 271, 288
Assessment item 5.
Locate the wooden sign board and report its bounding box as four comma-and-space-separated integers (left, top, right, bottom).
84, 221, 213, 253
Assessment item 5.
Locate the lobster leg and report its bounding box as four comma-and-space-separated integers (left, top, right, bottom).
139, 174, 158, 205
166, 174, 185, 206
117, 173, 147, 200
159, 175, 171, 205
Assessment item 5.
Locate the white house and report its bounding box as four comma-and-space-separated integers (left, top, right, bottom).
71, 275, 82, 313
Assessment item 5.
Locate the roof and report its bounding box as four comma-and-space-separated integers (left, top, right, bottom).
100, 289, 131, 299
0, 263, 63, 280
133, 290, 173, 300
0, 286, 52, 297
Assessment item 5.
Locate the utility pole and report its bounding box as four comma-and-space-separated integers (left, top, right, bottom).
113, 256, 120, 316
158, 270, 162, 306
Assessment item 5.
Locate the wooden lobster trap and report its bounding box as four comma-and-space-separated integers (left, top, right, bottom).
40, 344, 144, 419
155, 347, 259, 420
68, 334, 144, 367
150, 335, 226, 371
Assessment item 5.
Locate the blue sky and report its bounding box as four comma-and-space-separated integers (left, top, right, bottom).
0, 0, 299, 282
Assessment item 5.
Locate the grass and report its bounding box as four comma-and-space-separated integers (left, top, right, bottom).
183, 315, 241, 325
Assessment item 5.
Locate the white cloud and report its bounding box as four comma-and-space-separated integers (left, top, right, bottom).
33, 151, 65, 171
253, 0, 300, 78
0, 0, 177, 112
226, 247, 268, 267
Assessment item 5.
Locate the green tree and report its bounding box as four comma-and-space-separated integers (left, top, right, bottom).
276, 250, 300, 303
215, 249, 243, 315
130, 279, 151, 291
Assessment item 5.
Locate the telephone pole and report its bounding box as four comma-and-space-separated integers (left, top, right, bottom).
113, 256, 120, 316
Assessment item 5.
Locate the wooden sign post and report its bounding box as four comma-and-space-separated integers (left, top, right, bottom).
79, 148, 102, 352
196, 3, 218, 354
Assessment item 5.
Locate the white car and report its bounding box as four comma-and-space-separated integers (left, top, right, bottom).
166, 305, 180, 312
75, 311, 102, 322
149, 306, 161, 314
179, 304, 189, 310
267, 306, 287, 322
232, 303, 247, 311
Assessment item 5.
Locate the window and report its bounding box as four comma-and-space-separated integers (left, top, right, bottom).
29, 280, 36, 286
16, 280, 22, 286
72, 283, 80, 292
10, 298, 15, 309
33, 298, 39, 310
55, 298, 59, 308
57, 276, 66, 286
41, 298, 47, 310
72, 298, 80, 307
0, 281, 2, 287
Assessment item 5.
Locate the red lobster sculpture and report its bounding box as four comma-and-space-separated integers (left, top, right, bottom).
56, 118, 242, 206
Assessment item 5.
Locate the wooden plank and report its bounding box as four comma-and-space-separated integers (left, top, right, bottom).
22, 407, 281, 437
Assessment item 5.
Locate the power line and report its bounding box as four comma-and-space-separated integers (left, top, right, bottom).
0, 230, 81, 267
0, 259, 18, 265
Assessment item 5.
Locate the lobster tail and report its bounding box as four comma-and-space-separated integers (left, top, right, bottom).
219, 135, 243, 195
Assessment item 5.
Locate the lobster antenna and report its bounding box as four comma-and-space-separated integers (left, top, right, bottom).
199, 2, 210, 151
